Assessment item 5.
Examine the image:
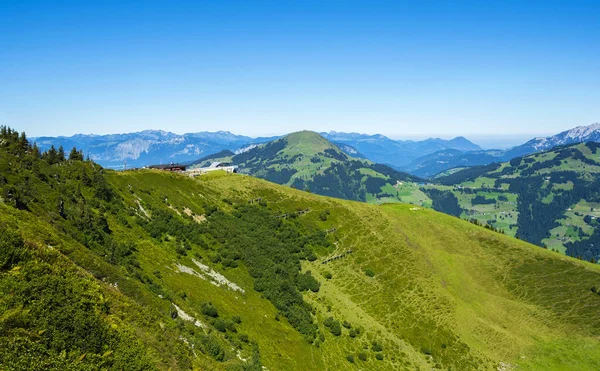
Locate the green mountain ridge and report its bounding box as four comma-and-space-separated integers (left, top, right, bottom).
196, 131, 422, 203
422, 142, 600, 260
2, 127, 600, 370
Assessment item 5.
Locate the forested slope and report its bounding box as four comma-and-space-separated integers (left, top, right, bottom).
428, 142, 600, 259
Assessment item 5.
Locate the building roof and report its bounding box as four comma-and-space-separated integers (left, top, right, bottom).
148, 163, 187, 170
208, 162, 232, 168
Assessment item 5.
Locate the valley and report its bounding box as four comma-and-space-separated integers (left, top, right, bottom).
397, 143, 600, 260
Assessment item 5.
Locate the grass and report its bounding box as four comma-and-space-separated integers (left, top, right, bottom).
5, 161, 600, 370
184, 172, 600, 369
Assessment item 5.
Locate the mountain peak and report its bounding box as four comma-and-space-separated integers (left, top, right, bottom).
564, 122, 600, 138
516, 122, 600, 153
282, 131, 341, 153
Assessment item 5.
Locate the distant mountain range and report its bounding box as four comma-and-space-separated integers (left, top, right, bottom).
321, 132, 482, 168
31, 129, 482, 170
405, 123, 600, 177
31, 130, 277, 169
31, 123, 600, 177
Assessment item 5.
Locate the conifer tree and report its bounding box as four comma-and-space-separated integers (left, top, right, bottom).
46, 145, 58, 164
32, 142, 40, 159
69, 146, 84, 161
19, 131, 29, 153
58, 145, 66, 162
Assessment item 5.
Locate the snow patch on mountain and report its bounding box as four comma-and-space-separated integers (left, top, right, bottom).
235, 144, 259, 154
521, 123, 600, 152
564, 123, 600, 139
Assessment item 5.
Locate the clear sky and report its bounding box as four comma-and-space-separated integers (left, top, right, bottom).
1, 0, 599, 139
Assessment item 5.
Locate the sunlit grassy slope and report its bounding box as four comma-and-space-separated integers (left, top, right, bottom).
3, 135, 600, 371
106, 170, 600, 370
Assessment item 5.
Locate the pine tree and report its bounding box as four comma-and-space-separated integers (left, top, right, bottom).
69, 146, 84, 161
46, 145, 58, 164
19, 131, 30, 153
32, 142, 40, 159
58, 145, 66, 162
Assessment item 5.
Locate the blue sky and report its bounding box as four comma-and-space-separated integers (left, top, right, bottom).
1, 0, 599, 139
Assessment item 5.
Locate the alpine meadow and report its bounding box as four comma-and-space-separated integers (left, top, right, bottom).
2, 126, 600, 370
3, 1, 600, 370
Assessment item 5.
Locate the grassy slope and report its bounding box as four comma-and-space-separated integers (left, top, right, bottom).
419, 143, 600, 253
113, 170, 600, 370
4, 155, 600, 370
108, 170, 322, 370
0, 203, 192, 370
279, 131, 346, 181
229, 131, 421, 203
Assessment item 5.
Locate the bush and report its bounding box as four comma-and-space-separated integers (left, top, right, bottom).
213, 318, 227, 332
0, 229, 28, 270
372, 341, 383, 352
296, 271, 321, 292
323, 317, 342, 336
365, 268, 375, 277
349, 329, 357, 338
358, 352, 367, 361
201, 302, 219, 318
342, 320, 351, 329
323, 271, 333, 279
346, 354, 355, 363
375, 353, 384, 361
199, 334, 224, 361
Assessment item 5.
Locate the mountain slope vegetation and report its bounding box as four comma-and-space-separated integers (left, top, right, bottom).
424, 142, 600, 260
2, 127, 600, 370
213, 131, 422, 203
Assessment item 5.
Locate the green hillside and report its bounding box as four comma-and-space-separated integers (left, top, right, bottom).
3, 127, 600, 370
418, 142, 600, 260
220, 131, 421, 203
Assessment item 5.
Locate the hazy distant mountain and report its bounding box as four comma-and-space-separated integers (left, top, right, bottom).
32, 130, 277, 168
406, 123, 600, 178
320, 132, 482, 168
32, 129, 479, 170
504, 123, 600, 158
33, 123, 599, 175
403, 149, 504, 178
